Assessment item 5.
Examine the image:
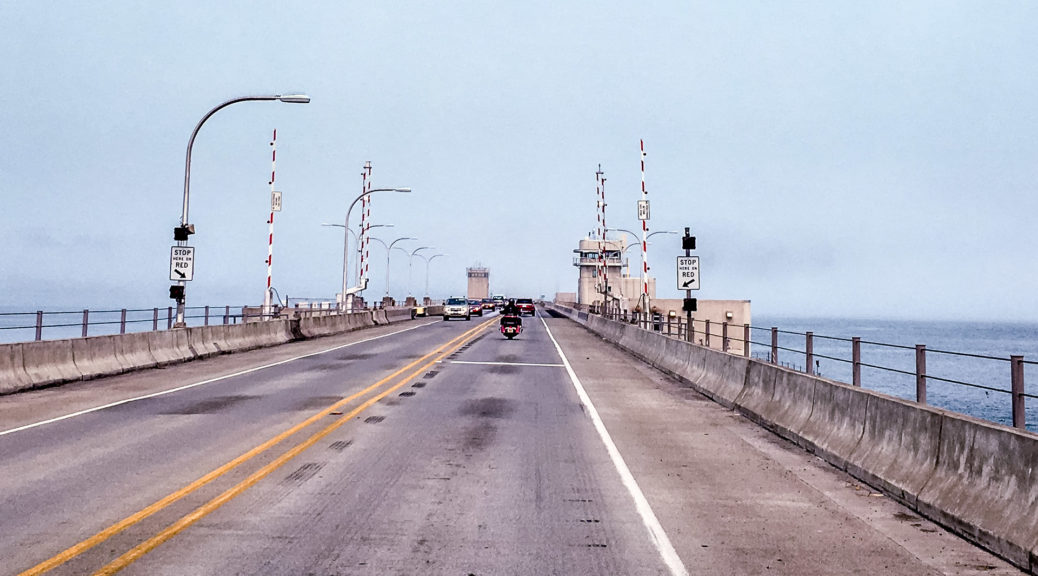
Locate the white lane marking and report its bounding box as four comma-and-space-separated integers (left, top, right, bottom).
541, 316, 689, 576
442, 360, 564, 368
0, 322, 433, 438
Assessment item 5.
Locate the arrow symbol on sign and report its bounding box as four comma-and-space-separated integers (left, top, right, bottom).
174, 269, 186, 279
681, 279, 695, 288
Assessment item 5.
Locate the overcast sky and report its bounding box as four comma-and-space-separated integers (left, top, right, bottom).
2, 2, 1036, 322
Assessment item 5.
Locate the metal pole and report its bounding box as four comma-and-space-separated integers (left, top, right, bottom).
35, 311, 43, 341
120, 309, 127, 335
177, 94, 309, 327
722, 322, 729, 352
224, 305, 230, 325
916, 345, 927, 404
205, 305, 210, 326
743, 324, 750, 358
153, 308, 159, 331
771, 327, 778, 364
167, 307, 173, 330
263, 129, 277, 319
806, 332, 814, 375
705, 319, 711, 348
82, 309, 89, 338
852, 337, 861, 386
341, 189, 411, 312
1011, 356, 1025, 429
639, 139, 649, 330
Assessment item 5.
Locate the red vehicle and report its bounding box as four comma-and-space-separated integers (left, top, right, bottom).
468, 299, 484, 317
515, 298, 535, 316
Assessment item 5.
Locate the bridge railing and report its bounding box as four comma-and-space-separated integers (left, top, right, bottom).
589, 307, 1036, 432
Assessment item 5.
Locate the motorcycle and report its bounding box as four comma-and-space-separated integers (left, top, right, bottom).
500, 313, 522, 339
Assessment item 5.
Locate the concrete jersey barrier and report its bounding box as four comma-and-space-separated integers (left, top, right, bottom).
2, 311, 415, 396
562, 309, 1038, 574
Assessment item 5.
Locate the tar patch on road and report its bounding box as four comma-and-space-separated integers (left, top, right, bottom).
161, 395, 259, 414
459, 397, 515, 419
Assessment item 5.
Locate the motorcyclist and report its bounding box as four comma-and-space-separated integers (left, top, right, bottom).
501, 298, 520, 317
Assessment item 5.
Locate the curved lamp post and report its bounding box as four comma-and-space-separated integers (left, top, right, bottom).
605, 228, 677, 317
406, 246, 433, 297
173, 93, 310, 327
367, 236, 416, 299
422, 253, 447, 301
341, 188, 411, 311
322, 223, 392, 288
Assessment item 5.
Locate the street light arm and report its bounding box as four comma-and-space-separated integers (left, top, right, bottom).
182, 94, 310, 225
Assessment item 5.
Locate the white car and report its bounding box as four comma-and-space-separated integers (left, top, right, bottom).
443, 297, 471, 320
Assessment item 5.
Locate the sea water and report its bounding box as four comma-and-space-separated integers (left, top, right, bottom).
754, 316, 1038, 432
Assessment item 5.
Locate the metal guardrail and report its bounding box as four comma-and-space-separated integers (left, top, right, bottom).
579, 306, 1035, 432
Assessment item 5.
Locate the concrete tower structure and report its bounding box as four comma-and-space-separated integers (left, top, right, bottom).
467, 267, 489, 300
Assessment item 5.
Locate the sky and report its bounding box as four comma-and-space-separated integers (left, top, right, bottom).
2, 1, 1037, 322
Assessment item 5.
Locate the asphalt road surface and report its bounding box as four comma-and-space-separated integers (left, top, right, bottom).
0, 309, 1023, 575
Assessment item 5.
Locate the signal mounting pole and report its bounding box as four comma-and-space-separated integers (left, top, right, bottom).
639, 139, 650, 329
263, 129, 278, 319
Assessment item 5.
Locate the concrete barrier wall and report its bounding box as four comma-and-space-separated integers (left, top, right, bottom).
1, 311, 399, 395
560, 308, 1038, 574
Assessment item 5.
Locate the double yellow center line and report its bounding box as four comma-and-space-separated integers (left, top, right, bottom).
21, 317, 494, 576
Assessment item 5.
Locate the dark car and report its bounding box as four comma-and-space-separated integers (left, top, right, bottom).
516, 298, 535, 316
468, 299, 484, 316
481, 298, 496, 311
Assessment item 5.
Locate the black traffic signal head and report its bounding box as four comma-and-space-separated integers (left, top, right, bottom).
169, 285, 185, 302
682, 298, 697, 312
682, 235, 696, 250
173, 224, 196, 241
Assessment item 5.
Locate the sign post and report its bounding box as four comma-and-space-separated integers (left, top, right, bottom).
680, 227, 697, 342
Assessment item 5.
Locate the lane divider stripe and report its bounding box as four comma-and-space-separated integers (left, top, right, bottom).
19, 318, 494, 576
540, 316, 689, 576
93, 318, 493, 575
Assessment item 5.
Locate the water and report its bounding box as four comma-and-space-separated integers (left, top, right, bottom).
753, 316, 1038, 432
0, 306, 247, 344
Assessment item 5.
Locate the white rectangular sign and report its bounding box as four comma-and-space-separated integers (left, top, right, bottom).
676, 256, 700, 290
271, 190, 282, 212
170, 246, 195, 281
637, 199, 650, 221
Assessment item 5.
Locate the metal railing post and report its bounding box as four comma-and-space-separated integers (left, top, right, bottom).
722, 322, 729, 352
224, 305, 230, 325
167, 306, 173, 329
1011, 355, 1025, 429
771, 327, 778, 364
705, 319, 711, 348
204, 305, 210, 326
153, 308, 159, 331
82, 309, 89, 338
744, 324, 750, 358
852, 337, 861, 386
916, 345, 927, 404
35, 311, 43, 341
120, 309, 127, 334
806, 331, 814, 375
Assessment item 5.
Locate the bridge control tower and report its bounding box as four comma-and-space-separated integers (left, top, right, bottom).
467, 267, 489, 300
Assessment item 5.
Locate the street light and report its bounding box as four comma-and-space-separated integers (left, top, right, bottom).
341, 188, 411, 312
406, 246, 433, 298
421, 253, 447, 301
367, 236, 416, 299
605, 228, 677, 317
173, 93, 310, 327
322, 223, 392, 288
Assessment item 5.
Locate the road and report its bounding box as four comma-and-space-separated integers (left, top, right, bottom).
0, 309, 1023, 575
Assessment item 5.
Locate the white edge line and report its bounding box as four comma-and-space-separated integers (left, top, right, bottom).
0, 322, 432, 438
541, 316, 689, 576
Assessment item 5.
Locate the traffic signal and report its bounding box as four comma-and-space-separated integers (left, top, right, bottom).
173, 224, 195, 241
169, 285, 185, 301
682, 235, 696, 250
682, 298, 697, 312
